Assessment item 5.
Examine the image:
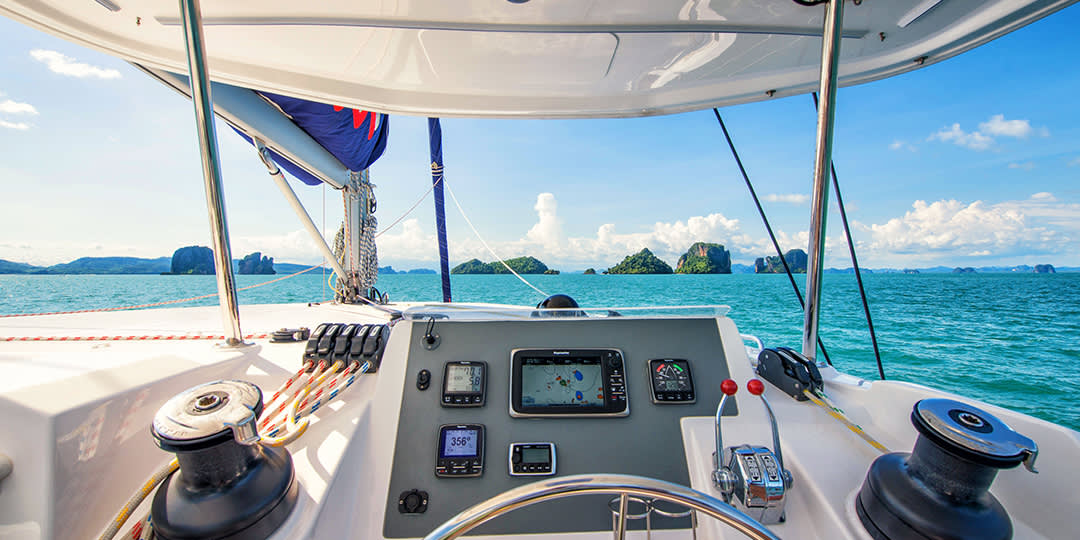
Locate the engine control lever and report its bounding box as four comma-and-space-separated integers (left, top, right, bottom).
712, 378, 791, 524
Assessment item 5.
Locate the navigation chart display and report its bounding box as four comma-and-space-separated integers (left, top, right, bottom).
520, 357, 604, 407
511, 349, 628, 417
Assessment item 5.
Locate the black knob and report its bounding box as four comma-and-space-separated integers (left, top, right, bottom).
607, 355, 620, 369
399, 490, 428, 514
511, 453, 522, 464
416, 369, 431, 391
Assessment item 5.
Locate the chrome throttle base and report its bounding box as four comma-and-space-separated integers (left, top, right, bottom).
712, 379, 792, 524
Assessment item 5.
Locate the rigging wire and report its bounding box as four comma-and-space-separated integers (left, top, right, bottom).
375, 175, 442, 239
711, 108, 833, 365
442, 179, 550, 299
812, 92, 885, 380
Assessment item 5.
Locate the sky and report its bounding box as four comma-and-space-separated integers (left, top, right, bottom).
1, 6, 1079, 271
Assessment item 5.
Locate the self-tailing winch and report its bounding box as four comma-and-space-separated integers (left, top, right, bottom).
150, 380, 298, 540
857, 398, 1038, 540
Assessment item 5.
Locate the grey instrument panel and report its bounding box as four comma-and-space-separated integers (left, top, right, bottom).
383, 317, 736, 537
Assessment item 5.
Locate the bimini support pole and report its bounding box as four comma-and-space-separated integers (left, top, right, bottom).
802, 0, 845, 365
255, 141, 350, 289
179, 0, 242, 345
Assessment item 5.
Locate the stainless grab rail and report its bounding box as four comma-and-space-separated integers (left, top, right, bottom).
422, 473, 780, 540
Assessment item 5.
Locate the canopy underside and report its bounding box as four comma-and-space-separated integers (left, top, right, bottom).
1, 0, 1075, 118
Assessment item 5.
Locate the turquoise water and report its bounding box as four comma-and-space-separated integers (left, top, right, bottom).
1, 272, 1077, 430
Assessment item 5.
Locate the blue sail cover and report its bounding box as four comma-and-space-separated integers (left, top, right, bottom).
248, 92, 389, 185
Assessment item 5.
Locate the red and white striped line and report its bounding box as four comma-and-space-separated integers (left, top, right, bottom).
2, 333, 271, 342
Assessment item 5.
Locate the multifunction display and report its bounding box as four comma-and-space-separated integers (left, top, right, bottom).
442, 361, 486, 407
648, 359, 695, 403
510, 349, 628, 417
435, 424, 484, 477
509, 442, 556, 476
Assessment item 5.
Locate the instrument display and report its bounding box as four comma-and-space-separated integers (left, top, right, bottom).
648, 359, 695, 403
442, 361, 486, 407
510, 349, 627, 417
509, 442, 556, 476
436, 424, 484, 477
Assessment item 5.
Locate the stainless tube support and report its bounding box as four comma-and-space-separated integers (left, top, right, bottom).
179, 0, 242, 345
422, 474, 779, 540
714, 393, 732, 472
255, 142, 350, 286
614, 493, 629, 540
802, 0, 845, 365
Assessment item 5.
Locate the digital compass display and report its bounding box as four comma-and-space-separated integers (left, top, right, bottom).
648, 359, 695, 403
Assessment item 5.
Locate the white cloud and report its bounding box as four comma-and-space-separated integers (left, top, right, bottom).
927, 123, 994, 150
978, 114, 1037, 138
763, 193, 809, 204
1008, 162, 1036, 170
0, 119, 30, 130
525, 193, 562, 250
889, 140, 917, 152
928, 115, 1047, 151
0, 98, 37, 115
1069, 157, 1080, 167
211, 191, 1080, 271
231, 227, 340, 264
863, 198, 1070, 259
29, 49, 121, 79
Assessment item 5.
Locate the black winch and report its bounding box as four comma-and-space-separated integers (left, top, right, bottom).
150, 380, 298, 540
857, 398, 1038, 540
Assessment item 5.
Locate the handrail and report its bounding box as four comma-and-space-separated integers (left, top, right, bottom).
422, 473, 780, 540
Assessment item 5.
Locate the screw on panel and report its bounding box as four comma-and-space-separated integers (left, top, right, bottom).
879, 32, 886, 42
765, 90, 776, 97
914, 55, 928, 65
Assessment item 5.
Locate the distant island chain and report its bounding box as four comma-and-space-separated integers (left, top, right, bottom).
0, 242, 1069, 275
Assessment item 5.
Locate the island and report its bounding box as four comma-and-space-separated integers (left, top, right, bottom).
167, 246, 215, 275
675, 242, 732, 274
754, 249, 808, 273
952, 267, 977, 274
450, 256, 553, 274
237, 252, 275, 275
1034, 264, 1056, 274
583, 268, 597, 275
606, 248, 673, 274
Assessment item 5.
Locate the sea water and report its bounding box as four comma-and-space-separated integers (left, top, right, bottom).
1, 272, 1077, 430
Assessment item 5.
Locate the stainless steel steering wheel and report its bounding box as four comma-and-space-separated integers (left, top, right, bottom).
423, 473, 781, 540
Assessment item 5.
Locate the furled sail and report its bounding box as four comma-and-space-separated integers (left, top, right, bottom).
244, 92, 390, 186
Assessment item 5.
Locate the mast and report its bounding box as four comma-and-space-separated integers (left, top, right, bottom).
179, 0, 243, 345
802, 0, 845, 365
